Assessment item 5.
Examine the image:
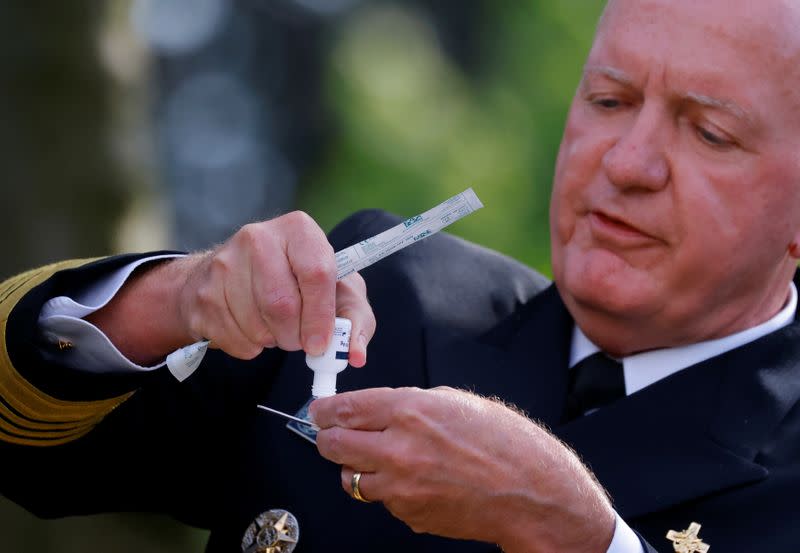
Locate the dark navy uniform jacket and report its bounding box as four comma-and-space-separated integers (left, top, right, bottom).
2, 210, 799, 552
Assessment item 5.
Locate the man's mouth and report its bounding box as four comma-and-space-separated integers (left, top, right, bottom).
588, 210, 659, 245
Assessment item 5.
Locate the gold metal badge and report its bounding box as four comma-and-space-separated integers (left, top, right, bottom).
667, 522, 709, 553
241, 509, 299, 553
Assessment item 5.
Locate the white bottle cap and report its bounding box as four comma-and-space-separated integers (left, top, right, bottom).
306, 317, 352, 398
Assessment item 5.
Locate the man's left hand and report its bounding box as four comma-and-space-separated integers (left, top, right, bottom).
310, 387, 616, 553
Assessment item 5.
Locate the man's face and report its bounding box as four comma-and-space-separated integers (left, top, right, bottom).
550, 0, 800, 355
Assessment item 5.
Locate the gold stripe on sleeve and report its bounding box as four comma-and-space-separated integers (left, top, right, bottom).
0, 260, 136, 446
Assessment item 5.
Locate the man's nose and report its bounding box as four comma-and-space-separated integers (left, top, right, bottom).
601, 105, 670, 192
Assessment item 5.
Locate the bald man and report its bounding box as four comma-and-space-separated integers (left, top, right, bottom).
309, 1, 800, 552
2, 1, 799, 552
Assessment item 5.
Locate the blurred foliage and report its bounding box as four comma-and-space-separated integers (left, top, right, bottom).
299, 0, 606, 275
0, 2, 128, 280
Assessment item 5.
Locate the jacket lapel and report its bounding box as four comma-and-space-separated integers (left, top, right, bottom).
556, 360, 766, 519
424, 285, 573, 429
557, 319, 800, 519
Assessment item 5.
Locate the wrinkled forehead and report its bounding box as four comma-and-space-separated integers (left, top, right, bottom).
596, 0, 800, 64
590, 0, 800, 127
601, 0, 800, 32
598, 0, 800, 56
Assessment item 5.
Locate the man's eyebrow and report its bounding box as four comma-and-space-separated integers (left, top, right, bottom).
582, 65, 634, 86
684, 91, 754, 125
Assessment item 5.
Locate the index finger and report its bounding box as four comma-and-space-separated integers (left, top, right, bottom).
335, 272, 375, 368
310, 387, 404, 430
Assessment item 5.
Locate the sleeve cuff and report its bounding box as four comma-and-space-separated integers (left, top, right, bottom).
38, 254, 182, 374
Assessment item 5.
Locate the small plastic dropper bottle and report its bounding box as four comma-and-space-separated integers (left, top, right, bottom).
305, 317, 352, 398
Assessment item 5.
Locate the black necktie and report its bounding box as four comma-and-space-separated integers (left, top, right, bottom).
566, 352, 625, 420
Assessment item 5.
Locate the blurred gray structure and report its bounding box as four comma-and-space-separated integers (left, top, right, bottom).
135, 0, 484, 251
134, 0, 340, 251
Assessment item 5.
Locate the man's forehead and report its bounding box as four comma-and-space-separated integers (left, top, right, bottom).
600, 0, 800, 54
591, 0, 800, 112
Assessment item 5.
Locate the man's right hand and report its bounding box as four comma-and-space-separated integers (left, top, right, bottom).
87, 211, 376, 367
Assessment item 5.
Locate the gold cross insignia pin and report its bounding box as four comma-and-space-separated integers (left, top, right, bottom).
666, 522, 710, 553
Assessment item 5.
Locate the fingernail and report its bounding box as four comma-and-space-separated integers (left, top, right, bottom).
307, 334, 326, 356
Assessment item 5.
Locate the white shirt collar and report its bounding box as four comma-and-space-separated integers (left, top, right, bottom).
569, 282, 797, 395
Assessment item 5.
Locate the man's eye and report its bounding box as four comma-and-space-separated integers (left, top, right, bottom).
591, 97, 623, 109
696, 126, 733, 148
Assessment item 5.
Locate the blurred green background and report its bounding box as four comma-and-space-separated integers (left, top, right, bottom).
0, 0, 604, 550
